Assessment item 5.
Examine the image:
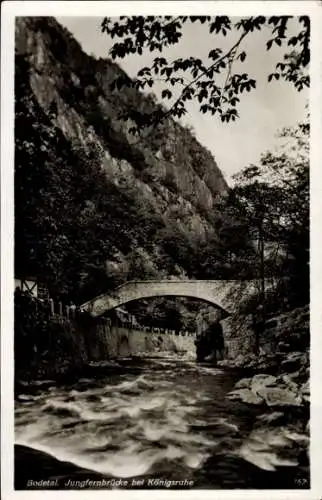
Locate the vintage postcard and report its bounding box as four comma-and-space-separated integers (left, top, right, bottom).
1, 1, 322, 499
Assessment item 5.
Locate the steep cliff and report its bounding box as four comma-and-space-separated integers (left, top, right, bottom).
15, 17, 228, 303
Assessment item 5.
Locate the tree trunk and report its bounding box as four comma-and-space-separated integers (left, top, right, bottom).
258, 221, 265, 305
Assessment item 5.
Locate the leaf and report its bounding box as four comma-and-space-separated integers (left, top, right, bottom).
161, 89, 172, 99
209, 49, 221, 60
277, 62, 285, 71
137, 66, 151, 76
240, 82, 246, 93
288, 36, 299, 46
240, 52, 246, 62
268, 16, 280, 26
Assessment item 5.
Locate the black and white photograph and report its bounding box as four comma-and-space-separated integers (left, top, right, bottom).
1, 1, 322, 497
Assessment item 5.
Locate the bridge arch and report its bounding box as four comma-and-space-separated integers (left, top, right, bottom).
80, 280, 256, 318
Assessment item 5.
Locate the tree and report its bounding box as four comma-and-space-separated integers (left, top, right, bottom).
229, 117, 309, 308
196, 117, 309, 310
101, 16, 309, 131
201, 194, 259, 280
126, 249, 158, 280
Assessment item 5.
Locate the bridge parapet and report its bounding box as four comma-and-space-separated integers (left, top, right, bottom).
80, 279, 259, 318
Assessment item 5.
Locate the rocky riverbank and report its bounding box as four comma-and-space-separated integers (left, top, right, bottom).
225, 370, 309, 477
218, 305, 310, 477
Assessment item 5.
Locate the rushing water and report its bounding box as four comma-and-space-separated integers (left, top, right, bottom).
15, 355, 309, 489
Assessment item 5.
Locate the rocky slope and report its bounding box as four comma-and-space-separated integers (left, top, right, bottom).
15, 16, 228, 304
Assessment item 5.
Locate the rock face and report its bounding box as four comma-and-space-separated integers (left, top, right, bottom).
15, 16, 228, 295
226, 343, 309, 409
219, 305, 309, 362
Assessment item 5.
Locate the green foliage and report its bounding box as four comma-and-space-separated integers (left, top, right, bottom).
191, 117, 309, 309
230, 118, 309, 307
101, 16, 309, 130
201, 201, 258, 280
126, 250, 158, 281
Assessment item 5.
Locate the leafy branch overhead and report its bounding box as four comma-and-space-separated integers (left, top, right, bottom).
101, 16, 310, 128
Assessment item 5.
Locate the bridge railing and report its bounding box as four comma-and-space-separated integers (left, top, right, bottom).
14, 290, 85, 323
14, 289, 196, 337
99, 316, 195, 337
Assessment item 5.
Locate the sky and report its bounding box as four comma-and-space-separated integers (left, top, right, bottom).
57, 16, 308, 184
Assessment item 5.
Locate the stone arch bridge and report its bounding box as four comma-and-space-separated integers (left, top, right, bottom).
80, 280, 259, 318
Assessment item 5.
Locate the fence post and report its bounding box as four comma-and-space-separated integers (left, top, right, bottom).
49, 298, 54, 317
70, 305, 76, 320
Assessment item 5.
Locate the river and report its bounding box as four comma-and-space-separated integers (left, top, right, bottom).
15, 354, 308, 490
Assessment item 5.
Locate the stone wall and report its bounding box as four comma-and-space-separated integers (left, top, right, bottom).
221, 314, 255, 359
85, 322, 196, 360
221, 305, 310, 360
261, 306, 309, 354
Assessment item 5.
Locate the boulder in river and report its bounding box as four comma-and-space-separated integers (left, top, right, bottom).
281, 351, 308, 373
227, 388, 264, 405
17, 394, 35, 402
234, 377, 253, 390
227, 372, 303, 408
251, 374, 277, 391
256, 387, 302, 407
216, 359, 230, 367
300, 380, 310, 403
256, 411, 285, 425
